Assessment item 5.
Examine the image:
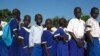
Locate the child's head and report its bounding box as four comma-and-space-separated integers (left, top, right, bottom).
53, 19, 59, 28
45, 19, 53, 30
74, 7, 82, 19
64, 20, 68, 27
35, 14, 43, 25
59, 18, 66, 27
12, 9, 20, 19
23, 15, 31, 27
90, 7, 99, 19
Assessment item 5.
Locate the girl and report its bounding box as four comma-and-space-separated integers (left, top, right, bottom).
54, 18, 69, 56
29, 14, 43, 56
19, 15, 31, 56
8, 9, 21, 56
41, 19, 57, 56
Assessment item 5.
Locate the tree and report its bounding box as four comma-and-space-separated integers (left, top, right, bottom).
51, 16, 60, 27
81, 15, 90, 22
0, 9, 12, 22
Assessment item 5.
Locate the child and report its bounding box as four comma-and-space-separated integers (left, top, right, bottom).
41, 19, 57, 56
19, 15, 31, 56
67, 7, 85, 56
86, 7, 100, 56
8, 9, 21, 56
54, 18, 69, 56
0, 11, 7, 56
29, 14, 43, 56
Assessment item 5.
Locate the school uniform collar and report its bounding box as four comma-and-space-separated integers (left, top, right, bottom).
34, 24, 43, 27
90, 17, 97, 21
59, 27, 64, 29
22, 27, 30, 32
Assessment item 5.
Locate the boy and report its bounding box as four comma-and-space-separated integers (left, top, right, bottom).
86, 7, 100, 56
67, 7, 85, 56
29, 14, 43, 56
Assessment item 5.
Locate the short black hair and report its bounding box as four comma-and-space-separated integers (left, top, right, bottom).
35, 14, 42, 21
45, 18, 52, 24
74, 7, 81, 13
12, 8, 20, 15
59, 18, 66, 23
23, 15, 31, 22
90, 7, 99, 14
59, 18, 66, 26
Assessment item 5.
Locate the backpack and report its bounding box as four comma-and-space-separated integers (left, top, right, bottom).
2, 19, 13, 47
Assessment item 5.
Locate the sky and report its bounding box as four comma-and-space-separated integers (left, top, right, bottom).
0, 0, 100, 24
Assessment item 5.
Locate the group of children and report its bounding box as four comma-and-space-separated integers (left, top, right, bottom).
0, 7, 100, 56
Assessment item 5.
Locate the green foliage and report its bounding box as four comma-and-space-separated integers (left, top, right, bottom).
0, 9, 12, 22
81, 15, 90, 22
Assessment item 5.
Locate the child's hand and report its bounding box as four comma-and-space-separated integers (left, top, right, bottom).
76, 41, 83, 48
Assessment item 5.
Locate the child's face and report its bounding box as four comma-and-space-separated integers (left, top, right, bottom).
24, 17, 30, 26
14, 12, 20, 19
74, 9, 81, 19
59, 19, 65, 27
92, 9, 99, 19
46, 20, 52, 30
35, 16, 42, 25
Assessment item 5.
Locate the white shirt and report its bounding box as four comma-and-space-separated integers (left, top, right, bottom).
86, 17, 100, 38
67, 18, 85, 39
29, 25, 43, 47
0, 21, 7, 36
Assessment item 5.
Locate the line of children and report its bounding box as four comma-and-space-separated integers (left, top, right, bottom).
0, 7, 100, 56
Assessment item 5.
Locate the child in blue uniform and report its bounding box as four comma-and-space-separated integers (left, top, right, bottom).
19, 15, 31, 56
8, 9, 21, 56
54, 18, 69, 56
41, 19, 57, 56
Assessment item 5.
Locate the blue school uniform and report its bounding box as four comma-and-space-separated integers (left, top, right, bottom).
41, 30, 57, 56
54, 28, 69, 56
19, 27, 30, 56
0, 39, 8, 56
69, 38, 84, 56
8, 18, 20, 56
87, 37, 100, 56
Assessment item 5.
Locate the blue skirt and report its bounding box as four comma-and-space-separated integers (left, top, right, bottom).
20, 47, 30, 56
31, 44, 42, 56
69, 39, 84, 56
57, 41, 69, 56
0, 39, 8, 56
87, 37, 100, 56
8, 38, 20, 56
